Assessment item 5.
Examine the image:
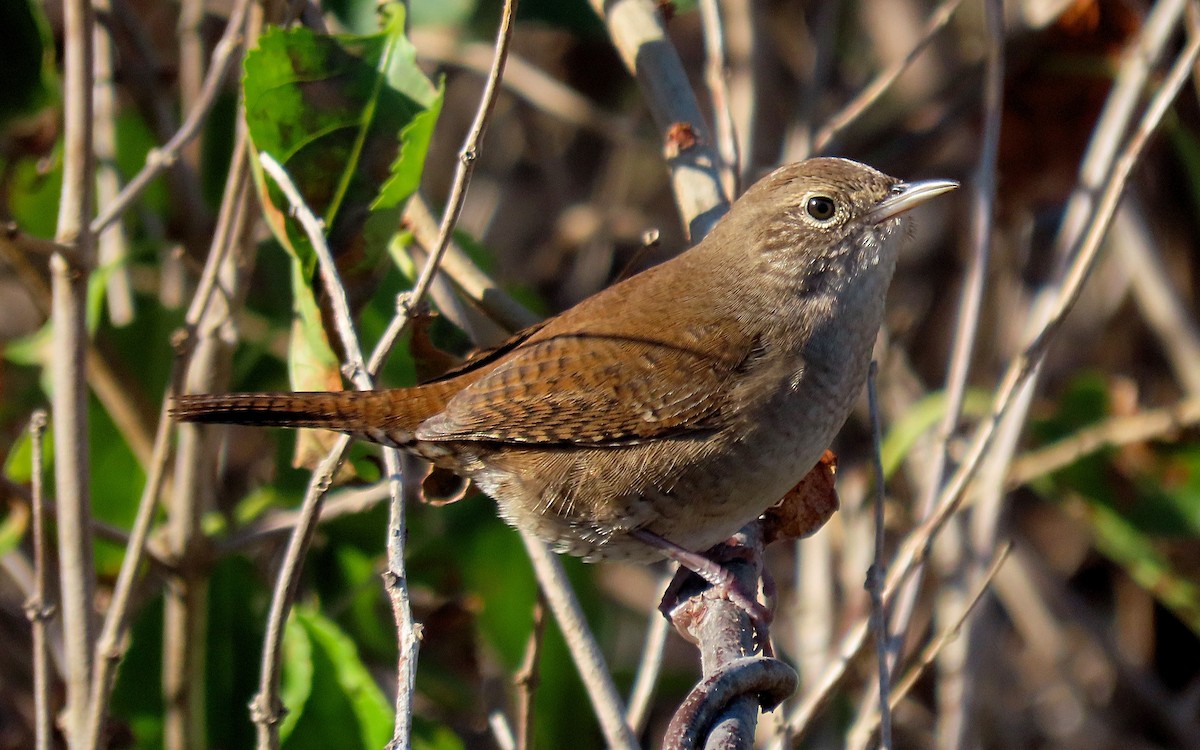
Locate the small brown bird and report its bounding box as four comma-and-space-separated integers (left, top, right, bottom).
173, 158, 955, 576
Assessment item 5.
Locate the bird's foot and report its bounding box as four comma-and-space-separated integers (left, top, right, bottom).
631, 529, 773, 656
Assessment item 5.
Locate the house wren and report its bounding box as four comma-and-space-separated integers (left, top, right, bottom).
173, 158, 955, 568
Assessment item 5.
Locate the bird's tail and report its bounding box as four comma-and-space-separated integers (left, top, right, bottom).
170, 389, 442, 447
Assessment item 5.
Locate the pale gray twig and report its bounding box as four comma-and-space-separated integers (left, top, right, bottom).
24, 410, 53, 750
860, 544, 1012, 738
625, 594, 671, 735
698, 0, 741, 196
865, 363, 893, 750
409, 0, 519, 313
489, 710, 516, 750
813, 0, 964, 153
587, 0, 730, 239
178, 0, 205, 164
258, 153, 369, 383
251, 150, 420, 749
52, 0, 98, 744
515, 593, 547, 750
85, 405, 187, 749
415, 35, 631, 140
93, 0, 134, 326
396, 2, 518, 741
519, 530, 639, 749
164, 149, 255, 750
91, 0, 251, 236
1112, 201, 1200, 395
1049, 0, 1187, 271
91, 120, 254, 750
252, 431, 353, 750
218, 481, 393, 552
1007, 395, 1200, 487
403, 194, 540, 332
875, 1, 1003, 745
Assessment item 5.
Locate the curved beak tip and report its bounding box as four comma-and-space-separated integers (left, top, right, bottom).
869, 178, 959, 224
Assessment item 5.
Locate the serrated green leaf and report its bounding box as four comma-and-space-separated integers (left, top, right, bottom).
243, 2, 442, 401
373, 85, 444, 210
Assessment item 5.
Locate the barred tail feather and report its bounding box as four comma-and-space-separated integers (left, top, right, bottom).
172, 392, 339, 427
170, 390, 433, 448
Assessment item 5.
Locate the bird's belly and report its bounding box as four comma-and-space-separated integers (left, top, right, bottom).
460, 316, 876, 562
465, 401, 841, 563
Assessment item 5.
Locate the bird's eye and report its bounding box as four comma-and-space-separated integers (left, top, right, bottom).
806, 195, 837, 221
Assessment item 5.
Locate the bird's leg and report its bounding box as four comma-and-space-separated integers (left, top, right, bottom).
630, 528, 774, 656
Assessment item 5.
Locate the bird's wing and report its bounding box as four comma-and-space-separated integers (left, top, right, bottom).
414, 331, 760, 445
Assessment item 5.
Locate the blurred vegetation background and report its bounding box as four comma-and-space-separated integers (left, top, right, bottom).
1, 0, 1199, 748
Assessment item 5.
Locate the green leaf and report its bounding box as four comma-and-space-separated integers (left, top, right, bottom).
1029, 373, 1200, 637
7, 146, 62, 238
281, 607, 392, 749
1, 422, 52, 484
243, 1, 443, 402
880, 388, 993, 480
410, 0, 478, 28
1087, 500, 1200, 636
0, 502, 27, 557
5, 262, 112, 375
279, 615, 315, 742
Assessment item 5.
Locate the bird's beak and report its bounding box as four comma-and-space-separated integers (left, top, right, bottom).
868, 179, 959, 224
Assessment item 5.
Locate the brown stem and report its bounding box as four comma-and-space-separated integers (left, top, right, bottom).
514, 592, 547, 750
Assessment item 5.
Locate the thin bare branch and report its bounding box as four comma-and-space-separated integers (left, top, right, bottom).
403, 193, 540, 332
164, 158, 254, 750
698, 0, 741, 196
91, 0, 251, 236
877, 1, 1004, 744
0, 227, 156, 468
24, 410, 53, 750
519, 529, 639, 749
409, 0, 519, 313
489, 710, 516, 750
85, 402, 178, 749
252, 141, 422, 750
858, 545, 1013, 738
252, 431, 353, 750
865, 363, 893, 750
813, 0, 964, 153
625, 593, 671, 735
415, 36, 631, 140
217, 481, 392, 552
93, 0, 134, 326
88, 123, 255, 750
1008, 395, 1200, 486
52, 0, 98, 743
1112, 201, 1200, 395
382, 446, 418, 750
515, 593, 547, 750
259, 153, 370, 383
587, 0, 729, 239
